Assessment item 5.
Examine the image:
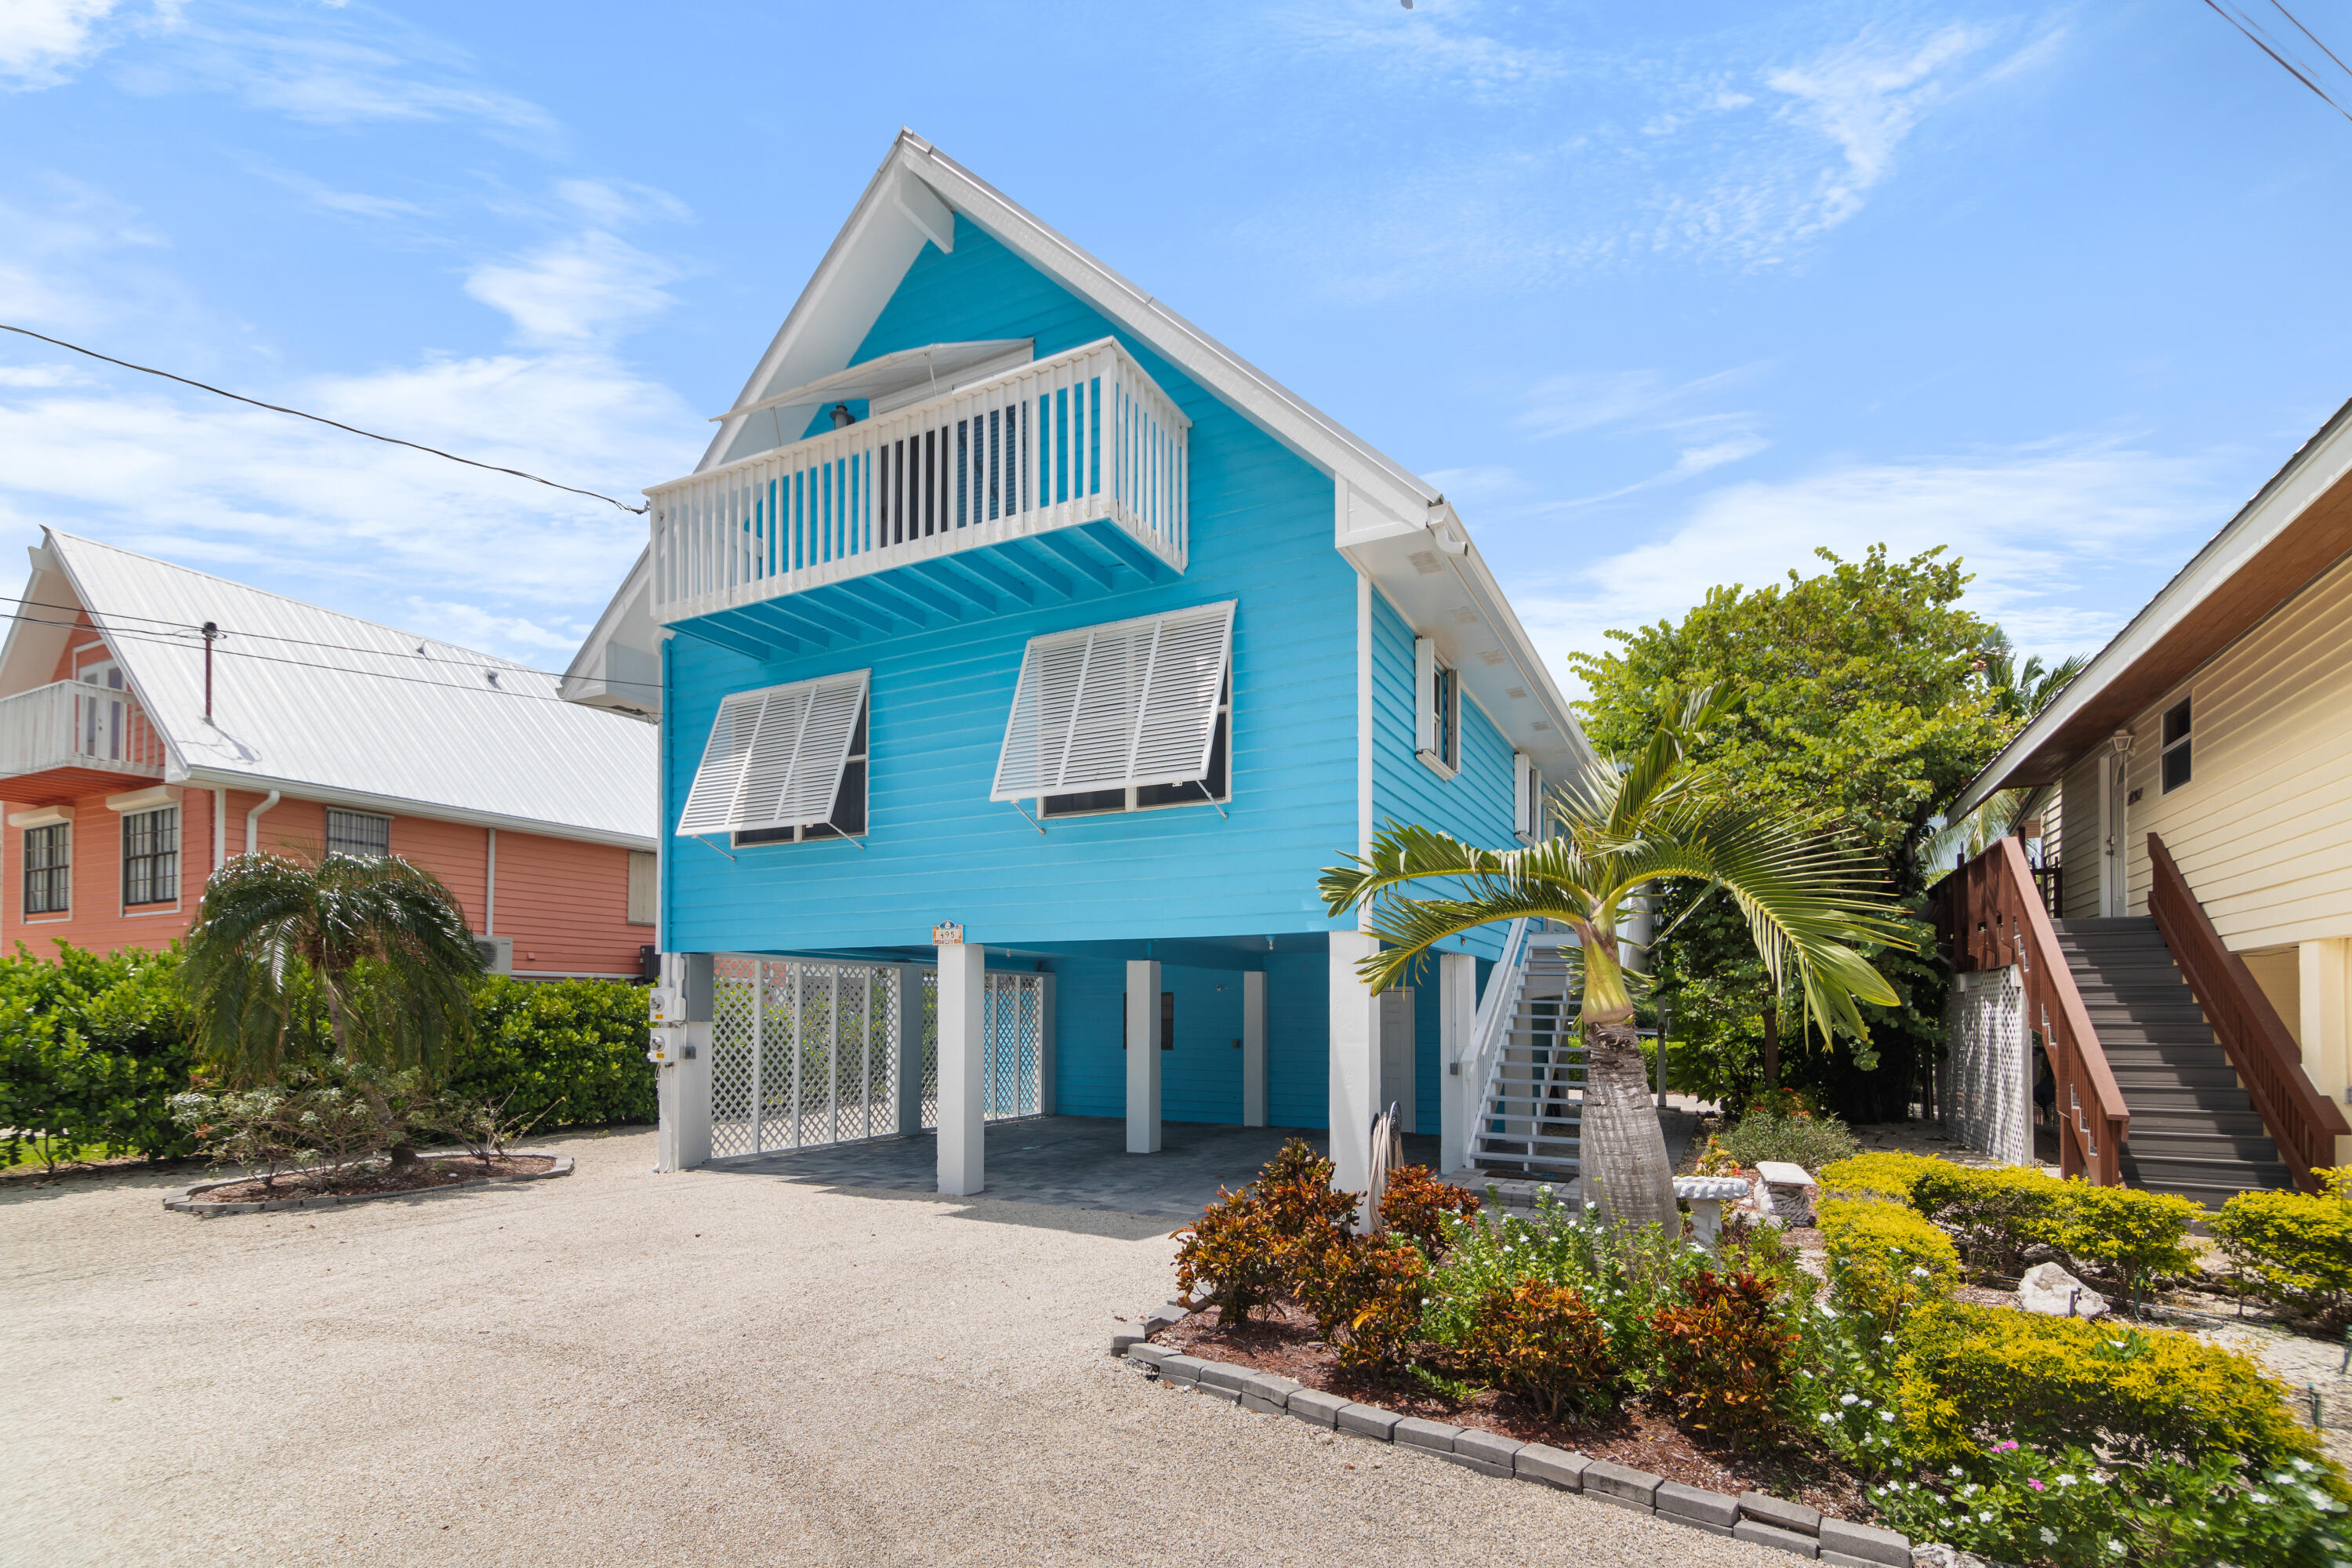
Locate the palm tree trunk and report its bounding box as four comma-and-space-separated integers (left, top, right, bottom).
324, 980, 418, 1168
1581, 1020, 1677, 1231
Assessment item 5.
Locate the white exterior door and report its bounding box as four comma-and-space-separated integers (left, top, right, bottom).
2100, 743, 2130, 917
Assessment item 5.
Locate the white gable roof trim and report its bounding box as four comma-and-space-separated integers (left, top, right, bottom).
692, 130, 1594, 784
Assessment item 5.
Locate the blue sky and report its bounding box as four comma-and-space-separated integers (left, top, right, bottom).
3, 0, 2349, 691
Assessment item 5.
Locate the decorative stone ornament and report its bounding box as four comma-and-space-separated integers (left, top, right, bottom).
2016, 1261, 2108, 1319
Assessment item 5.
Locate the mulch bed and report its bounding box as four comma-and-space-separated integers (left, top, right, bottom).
196, 1153, 555, 1203
1155, 1298, 1872, 1519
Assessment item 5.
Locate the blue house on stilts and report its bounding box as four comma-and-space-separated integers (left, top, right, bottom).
572, 132, 1596, 1207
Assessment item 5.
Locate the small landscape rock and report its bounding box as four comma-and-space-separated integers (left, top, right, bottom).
2016, 1261, 2107, 1319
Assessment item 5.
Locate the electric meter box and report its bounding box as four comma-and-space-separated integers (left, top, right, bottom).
647, 1035, 692, 1066
648, 988, 684, 1026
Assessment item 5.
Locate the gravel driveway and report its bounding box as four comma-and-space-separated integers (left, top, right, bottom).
4, 1128, 1788, 1567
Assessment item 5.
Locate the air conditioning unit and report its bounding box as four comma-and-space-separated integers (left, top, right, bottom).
473, 935, 514, 975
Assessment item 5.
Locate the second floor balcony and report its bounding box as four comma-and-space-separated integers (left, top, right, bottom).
0, 679, 169, 789
647, 337, 1189, 655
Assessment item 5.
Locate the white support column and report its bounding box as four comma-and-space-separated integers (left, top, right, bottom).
1127, 960, 1163, 1153
1438, 950, 1475, 1174
1329, 931, 1381, 1218
1040, 971, 1058, 1116
1242, 970, 1268, 1127
655, 953, 712, 1173
937, 939, 985, 1196
893, 963, 924, 1136
2303, 938, 2352, 1166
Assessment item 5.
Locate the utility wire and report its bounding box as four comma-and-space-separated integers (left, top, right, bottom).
2272, 0, 2352, 86
0, 323, 650, 516
2201, 0, 2352, 123
0, 607, 664, 708
9, 593, 662, 693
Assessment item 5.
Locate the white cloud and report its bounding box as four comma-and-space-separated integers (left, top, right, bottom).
1277, 0, 1562, 103
1504, 439, 2229, 695
0, 0, 126, 89
1762, 24, 1994, 236
0, 362, 95, 387
464, 230, 682, 347
1508, 364, 1773, 498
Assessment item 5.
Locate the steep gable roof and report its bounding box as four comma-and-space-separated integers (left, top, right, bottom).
3, 531, 656, 847
664, 130, 1593, 784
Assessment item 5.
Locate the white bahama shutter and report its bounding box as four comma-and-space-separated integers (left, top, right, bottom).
1414, 637, 1438, 755
992, 601, 1236, 802
1513, 752, 1538, 839
676, 670, 869, 836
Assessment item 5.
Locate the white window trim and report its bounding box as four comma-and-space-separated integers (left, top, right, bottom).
325, 808, 394, 860
1414, 636, 1459, 779
992, 601, 1236, 804
120, 804, 180, 913
2159, 694, 2193, 795
680, 669, 872, 840
1512, 752, 1543, 842
20, 819, 71, 918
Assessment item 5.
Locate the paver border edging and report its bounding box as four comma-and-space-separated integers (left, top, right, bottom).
1110, 1315, 1935, 1566
162, 1153, 573, 1215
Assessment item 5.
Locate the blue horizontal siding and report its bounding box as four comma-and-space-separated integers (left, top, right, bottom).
662, 215, 1357, 956
1265, 948, 1330, 1130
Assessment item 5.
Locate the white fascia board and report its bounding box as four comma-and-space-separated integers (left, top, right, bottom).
176, 767, 659, 853
0, 535, 79, 699
1946, 395, 2352, 823
695, 148, 942, 476
43, 530, 189, 785
561, 546, 656, 709
896, 134, 1440, 528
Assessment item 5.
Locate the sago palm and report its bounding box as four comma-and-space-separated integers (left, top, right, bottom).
181, 851, 483, 1160
1319, 688, 1908, 1232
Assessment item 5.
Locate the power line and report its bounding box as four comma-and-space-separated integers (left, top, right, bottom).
0, 323, 649, 516
8, 593, 662, 693
0, 606, 655, 709
2201, 0, 2352, 123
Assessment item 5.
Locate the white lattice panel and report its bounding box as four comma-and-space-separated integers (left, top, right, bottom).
983, 973, 1044, 1121
706, 956, 906, 1160
1947, 964, 2031, 1166
709, 956, 760, 1158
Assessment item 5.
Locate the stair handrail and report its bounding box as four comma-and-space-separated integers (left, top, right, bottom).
1936, 836, 2129, 1184
2145, 833, 2347, 1191
1461, 917, 1533, 1168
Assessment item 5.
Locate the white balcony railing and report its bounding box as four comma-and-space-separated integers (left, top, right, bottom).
648, 337, 1190, 626
0, 681, 169, 782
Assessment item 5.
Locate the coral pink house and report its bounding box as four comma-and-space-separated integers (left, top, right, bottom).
0, 530, 659, 978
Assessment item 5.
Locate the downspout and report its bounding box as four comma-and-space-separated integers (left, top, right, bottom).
485, 827, 496, 934
212, 786, 227, 870
245, 789, 281, 855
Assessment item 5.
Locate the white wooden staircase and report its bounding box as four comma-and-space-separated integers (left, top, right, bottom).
1468, 941, 1583, 1183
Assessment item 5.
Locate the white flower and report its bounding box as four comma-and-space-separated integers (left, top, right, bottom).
2106, 1543, 2125, 1556
2041, 1529, 2059, 1545
1948, 1467, 1965, 1479
1818, 1412, 1836, 1425
2253, 1492, 2274, 1504
1878, 1410, 1894, 1423
1840, 1393, 1859, 1406
1911, 1266, 1931, 1278
2056, 1474, 2075, 1487
1979, 1512, 1994, 1523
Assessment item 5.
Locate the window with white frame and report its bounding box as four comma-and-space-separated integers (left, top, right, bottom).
122, 807, 177, 906
992, 602, 1236, 818
326, 809, 392, 859
1414, 637, 1459, 775
1512, 753, 1543, 841
674, 670, 871, 846
732, 692, 868, 847
2161, 697, 2192, 793
23, 823, 69, 915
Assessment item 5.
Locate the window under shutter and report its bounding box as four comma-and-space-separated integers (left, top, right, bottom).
993, 601, 1236, 801
677, 670, 869, 836
1513, 752, 1533, 837
1414, 637, 1437, 754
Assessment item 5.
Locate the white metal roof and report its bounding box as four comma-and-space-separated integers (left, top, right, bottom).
4, 530, 657, 848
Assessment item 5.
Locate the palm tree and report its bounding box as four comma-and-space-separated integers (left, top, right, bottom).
180, 851, 484, 1163
1319, 689, 1908, 1232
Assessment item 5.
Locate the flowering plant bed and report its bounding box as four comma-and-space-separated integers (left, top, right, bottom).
1158, 1297, 1869, 1517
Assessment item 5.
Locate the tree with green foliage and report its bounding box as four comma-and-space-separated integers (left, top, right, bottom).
1570, 545, 2028, 1120
1322, 688, 1907, 1231
180, 851, 483, 1163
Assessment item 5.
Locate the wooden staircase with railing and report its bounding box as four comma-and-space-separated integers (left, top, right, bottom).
1469, 944, 1584, 1183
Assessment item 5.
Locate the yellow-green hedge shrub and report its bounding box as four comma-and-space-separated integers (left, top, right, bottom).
1817, 1151, 1946, 1205
2042, 1181, 2201, 1300
2212, 1186, 2352, 1324
1819, 1197, 1959, 1338
1895, 1301, 2320, 1471
1909, 1164, 2068, 1279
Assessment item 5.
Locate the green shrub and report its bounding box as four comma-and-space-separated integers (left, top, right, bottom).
1717, 1102, 1861, 1171
2043, 1182, 2200, 1302
1817, 1150, 1945, 1204
2212, 1187, 2352, 1327
445, 976, 653, 1129
0, 942, 200, 1166
1650, 1267, 1802, 1439
1909, 1163, 2067, 1279
1379, 1164, 1480, 1258
1895, 1301, 2321, 1471
1174, 1186, 1286, 1322
1462, 1279, 1617, 1421
1818, 1198, 1958, 1339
